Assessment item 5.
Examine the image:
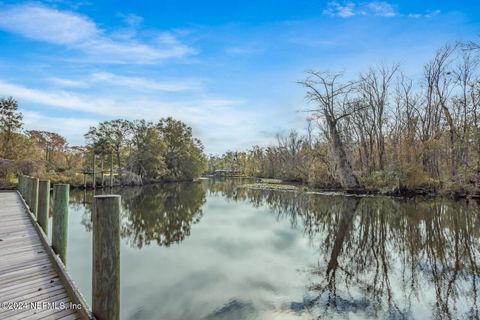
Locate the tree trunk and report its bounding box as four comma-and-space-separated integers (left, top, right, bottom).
92, 154, 96, 189
439, 100, 456, 177
110, 152, 114, 187
117, 154, 121, 170
378, 133, 385, 170
327, 116, 361, 188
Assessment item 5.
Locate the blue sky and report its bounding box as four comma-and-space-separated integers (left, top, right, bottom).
0, 0, 478, 154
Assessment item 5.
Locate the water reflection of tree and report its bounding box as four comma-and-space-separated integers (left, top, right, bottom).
70, 183, 206, 248
121, 183, 206, 248
210, 179, 480, 319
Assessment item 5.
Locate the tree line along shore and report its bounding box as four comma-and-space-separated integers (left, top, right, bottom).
0, 100, 207, 188
207, 42, 480, 199
1, 41, 480, 199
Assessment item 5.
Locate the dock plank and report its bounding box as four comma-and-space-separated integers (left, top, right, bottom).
0, 192, 88, 320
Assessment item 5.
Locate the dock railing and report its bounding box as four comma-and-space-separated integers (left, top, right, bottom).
17, 175, 122, 320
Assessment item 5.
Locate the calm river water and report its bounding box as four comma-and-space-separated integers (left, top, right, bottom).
48, 178, 480, 320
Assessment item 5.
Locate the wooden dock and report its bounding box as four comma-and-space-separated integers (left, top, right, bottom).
0, 191, 92, 320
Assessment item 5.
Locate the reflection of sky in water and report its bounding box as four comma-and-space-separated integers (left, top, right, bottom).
49, 179, 480, 320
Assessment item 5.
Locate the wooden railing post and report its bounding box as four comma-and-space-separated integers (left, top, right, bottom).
52, 184, 69, 264
28, 176, 34, 209
92, 195, 121, 320
38, 180, 51, 235
25, 176, 31, 206
31, 177, 39, 218
18, 175, 23, 196
21, 175, 25, 196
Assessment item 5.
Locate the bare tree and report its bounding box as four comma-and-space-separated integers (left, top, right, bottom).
299, 71, 362, 188
358, 63, 399, 170
425, 44, 457, 176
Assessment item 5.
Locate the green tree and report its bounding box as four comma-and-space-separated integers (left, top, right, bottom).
157, 117, 207, 180
84, 119, 132, 168
27, 130, 67, 169
0, 97, 23, 159
127, 120, 167, 180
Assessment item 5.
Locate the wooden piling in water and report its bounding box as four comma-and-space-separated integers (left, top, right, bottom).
92, 195, 121, 320
38, 180, 50, 235
52, 183, 69, 264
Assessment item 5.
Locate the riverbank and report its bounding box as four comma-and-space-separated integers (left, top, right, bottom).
0, 174, 202, 191
2, 175, 479, 200
236, 178, 480, 200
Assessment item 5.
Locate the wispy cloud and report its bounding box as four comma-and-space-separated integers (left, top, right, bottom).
0, 4, 98, 44
323, 1, 396, 18
47, 72, 203, 92
47, 77, 89, 88
408, 10, 441, 19
225, 45, 262, 56
22, 111, 97, 143
0, 79, 250, 128
323, 1, 356, 18
0, 80, 266, 151
90, 72, 203, 92
0, 4, 195, 64
120, 13, 144, 27
323, 1, 442, 20
365, 2, 396, 17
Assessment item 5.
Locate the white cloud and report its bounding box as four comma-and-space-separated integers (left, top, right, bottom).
0, 4, 195, 64
22, 111, 96, 145
425, 10, 441, 18
408, 13, 422, 19
120, 13, 144, 27
423, 10, 441, 18
366, 2, 396, 17
0, 80, 103, 114
323, 1, 396, 18
0, 5, 97, 44
0, 80, 263, 152
323, 1, 356, 18
47, 72, 203, 92
225, 46, 262, 56
90, 72, 203, 92
47, 77, 89, 88
323, 1, 443, 20
408, 10, 441, 19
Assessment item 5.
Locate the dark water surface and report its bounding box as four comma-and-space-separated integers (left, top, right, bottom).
50, 178, 480, 319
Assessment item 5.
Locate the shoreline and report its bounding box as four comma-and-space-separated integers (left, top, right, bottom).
216, 176, 480, 201
2, 176, 479, 200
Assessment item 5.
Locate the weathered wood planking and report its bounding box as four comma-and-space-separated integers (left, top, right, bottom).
0, 191, 92, 320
